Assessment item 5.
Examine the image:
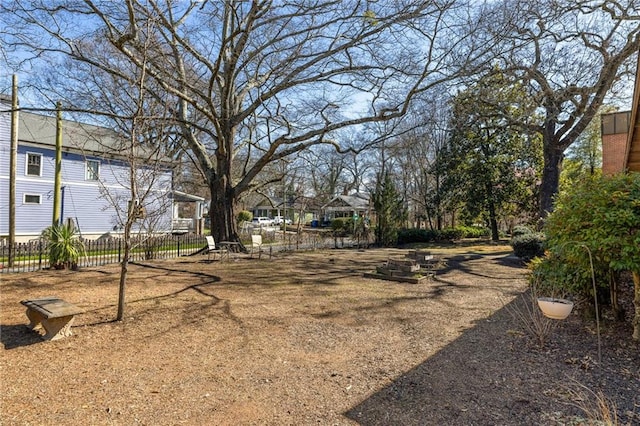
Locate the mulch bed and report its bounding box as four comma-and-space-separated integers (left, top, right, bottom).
1, 245, 638, 425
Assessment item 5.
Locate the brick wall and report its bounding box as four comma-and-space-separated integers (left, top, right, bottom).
602, 132, 628, 175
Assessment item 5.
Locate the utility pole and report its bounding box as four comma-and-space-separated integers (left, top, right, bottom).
8, 75, 18, 267
52, 102, 63, 226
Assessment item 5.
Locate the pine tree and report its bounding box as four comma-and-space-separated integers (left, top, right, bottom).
372, 172, 406, 247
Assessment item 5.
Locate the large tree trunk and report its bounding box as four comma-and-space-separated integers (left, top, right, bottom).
209, 175, 243, 250
633, 271, 640, 341
488, 212, 499, 242
485, 182, 499, 241
539, 138, 564, 219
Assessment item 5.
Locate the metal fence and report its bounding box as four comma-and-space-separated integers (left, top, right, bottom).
0, 233, 206, 274
0, 229, 374, 274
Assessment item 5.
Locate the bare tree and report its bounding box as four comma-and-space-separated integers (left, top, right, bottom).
2, 0, 493, 244
40, 17, 178, 320
478, 0, 640, 218
389, 98, 452, 230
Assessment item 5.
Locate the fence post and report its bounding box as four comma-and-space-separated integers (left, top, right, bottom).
38, 239, 43, 271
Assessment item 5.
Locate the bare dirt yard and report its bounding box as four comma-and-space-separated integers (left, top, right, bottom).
1, 243, 639, 425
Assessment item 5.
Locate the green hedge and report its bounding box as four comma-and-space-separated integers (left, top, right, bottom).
397, 226, 489, 244
510, 233, 545, 261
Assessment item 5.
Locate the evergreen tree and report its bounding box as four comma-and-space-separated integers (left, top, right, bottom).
372, 172, 406, 247
439, 71, 542, 239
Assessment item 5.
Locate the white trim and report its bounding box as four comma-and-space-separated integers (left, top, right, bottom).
25, 152, 42, 177
85, 159, 100, 181
23, 193, 42, 204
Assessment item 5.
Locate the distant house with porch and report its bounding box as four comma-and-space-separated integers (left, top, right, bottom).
250, 195, 284, 219
171, 191, 206, 234
321, 193, 373, 224
0, 95, 203, 241
249, 194, 304, 223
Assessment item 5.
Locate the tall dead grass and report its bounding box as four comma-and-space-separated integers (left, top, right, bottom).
506, 288, 558, 348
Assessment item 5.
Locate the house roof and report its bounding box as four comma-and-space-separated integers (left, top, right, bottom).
12, 108, 125, 155
251, 194, 281, 208
626, 49, 640, 172
1, 98, 171, 162
322, 193, 370, 210
172, 190, 205, 203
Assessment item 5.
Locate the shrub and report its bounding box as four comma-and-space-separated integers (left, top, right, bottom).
456, 225, 490, 239
397, 226, 489, 245
331, 218, 346, 232
440, 227, 464, 241
510, 233, 545, 261
41, 223, 85, 269
237, 210, 252, 224
397, 228, 438, 244
512, 225, 534, 238
528, 254, 588, 298
543, 173, 640, 339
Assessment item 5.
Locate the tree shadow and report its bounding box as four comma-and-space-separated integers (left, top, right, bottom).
344, 293, 567, 425
74, 262, 224, 327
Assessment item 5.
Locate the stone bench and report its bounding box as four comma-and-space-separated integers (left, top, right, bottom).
21, 297, 83, 341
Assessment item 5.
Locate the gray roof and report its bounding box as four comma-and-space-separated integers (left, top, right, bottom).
172, 190, 205, 202
322, 193, 370, 210
17, 110, 125, 156
0, 97, 164, 160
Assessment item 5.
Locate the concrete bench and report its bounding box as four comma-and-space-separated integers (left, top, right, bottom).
21, 297, 83, 341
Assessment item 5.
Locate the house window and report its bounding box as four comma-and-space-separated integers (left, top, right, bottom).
26, 153, 42, 176
601, 112, 631, 135
86, 160, 100, 181
24, 194, 41, 204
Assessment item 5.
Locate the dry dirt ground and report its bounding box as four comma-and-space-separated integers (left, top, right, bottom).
1, 243, 639, 425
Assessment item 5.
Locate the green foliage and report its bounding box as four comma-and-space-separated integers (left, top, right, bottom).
545, 174, 640, 273
510, 233, 545, 261
512, 225, 534, 238
331, 218, 346, 232
397, 226, 486, 244
237, 210, 252, 224
438, 69, 543, 239
397, 229, 437, 244
455, 225, 490, 238
559, 108, 608, 192
529, 254, 610, 301
41, 223, 85, 269
539, 172, 640, 329
528, 255, 595, 298
439, 228, 464, 241
372, 172, 406, 247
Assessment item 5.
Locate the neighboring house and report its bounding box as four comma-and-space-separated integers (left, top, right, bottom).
0, 95, 198, 241
171, 190, 206, 234
601, 52, 640, 174
250, 194, 282, 219
321, 193, 373, 224
250, 194, 297, 222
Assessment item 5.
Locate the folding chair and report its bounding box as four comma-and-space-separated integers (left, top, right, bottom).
251, 234, 263, 259
206, 235, 229, 261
